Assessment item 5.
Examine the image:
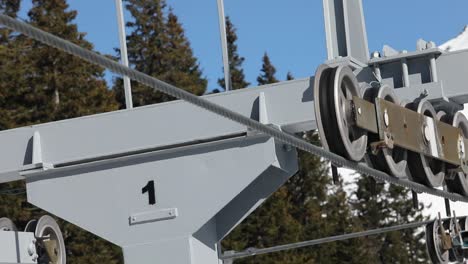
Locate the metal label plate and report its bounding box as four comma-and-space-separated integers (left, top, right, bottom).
129, 208, 178, 226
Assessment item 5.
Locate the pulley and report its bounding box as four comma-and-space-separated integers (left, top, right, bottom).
407, 100, 446, 188
0, 217, 17, 231
426, 218, 450, 264
314, 64, 368, 162
25, 218, 38, 232
35, 215, 66, 264
366, 86, 408, 178
446, 112, 468, 196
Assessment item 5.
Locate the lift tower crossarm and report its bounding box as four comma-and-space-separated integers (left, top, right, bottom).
0, 78, 315, 184
1, 1, 468, 263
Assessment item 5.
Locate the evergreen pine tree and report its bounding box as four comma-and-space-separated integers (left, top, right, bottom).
352, 176, 429, 263
222, 128, 372, 262
25, 0, 118, 123
114, 0, 167, 107
0, 0, 22, 130
159, 10, 206, 95
217, 16, 249, 90
257, 52, 278, 85
114, 0, 206, 108
0, 0, 20, 43
0, 1, 122, 263
286, 71, 294, 81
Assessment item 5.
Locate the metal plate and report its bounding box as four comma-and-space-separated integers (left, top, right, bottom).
376, 99, 424, 154
353, 96, 378, 133
129, 208, 178, 226
353, 97, 466, 167
437, 121, 461, 165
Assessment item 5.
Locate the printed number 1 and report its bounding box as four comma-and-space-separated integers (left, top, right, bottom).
142, 180, 156, 205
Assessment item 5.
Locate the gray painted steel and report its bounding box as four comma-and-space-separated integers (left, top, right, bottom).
217, 0, 232, 91
0, 78, 314, 184
222, 219, 436, 260
115, 0, 133, 109
0, 0, 468, 263
323, 0, 369, 64
0, 231, 37, 264
26, 136, 298, 263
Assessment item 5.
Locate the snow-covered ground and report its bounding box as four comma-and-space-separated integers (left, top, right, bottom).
440, 26, 468, 52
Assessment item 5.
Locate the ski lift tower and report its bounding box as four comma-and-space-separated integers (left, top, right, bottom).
1, 0, 468, 264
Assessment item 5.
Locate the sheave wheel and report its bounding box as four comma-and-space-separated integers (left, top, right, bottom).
314, 64, 368, 161
35, 215, 66, 264
366, 86, 408, 178
0, 217, 17, 231
426, 220, 449, 264
408, 100, 446, 188
446, 112, 468, 196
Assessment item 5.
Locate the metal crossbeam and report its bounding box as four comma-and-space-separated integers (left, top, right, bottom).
0, 77, 314, 183
222, 219, 437, 260
0, 14, 468, 204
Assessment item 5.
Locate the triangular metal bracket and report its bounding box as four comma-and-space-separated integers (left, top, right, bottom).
20, 131, 54, 176
247, 92, 281, 137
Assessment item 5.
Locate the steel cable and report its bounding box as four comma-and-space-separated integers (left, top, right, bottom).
0, 14, 467, 202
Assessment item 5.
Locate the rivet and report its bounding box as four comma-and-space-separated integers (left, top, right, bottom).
383, 109, 390, 127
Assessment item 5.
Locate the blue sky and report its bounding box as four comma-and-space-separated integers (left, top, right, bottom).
18, 0, 468, 91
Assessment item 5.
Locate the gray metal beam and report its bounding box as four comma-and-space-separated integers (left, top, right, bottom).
0, 231, 37, 264
1, 47, 467, 186
323, 0, 370, 64
2, 43, 468, 184
115, 0, 133, 109
0, 79, 315, 184
217, 0, 231, 91
437, 50, 468, 104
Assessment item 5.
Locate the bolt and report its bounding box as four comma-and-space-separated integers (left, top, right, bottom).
423, 124, 431, 143
458, 136, 466, 159
372, 51, 381, 58
357, 107, 362, 115
383, 109, 390, 127
131, 217, 136, 222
